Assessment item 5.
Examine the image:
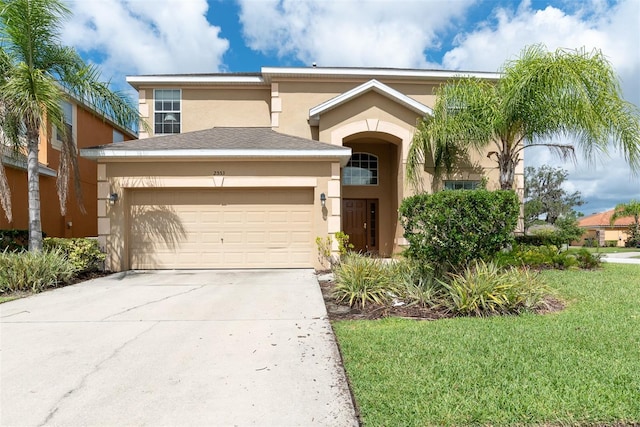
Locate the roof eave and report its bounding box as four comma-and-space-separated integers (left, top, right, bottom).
262, 66, 502, 82
126, 75, 266, 89
2, 155, 57, 177
80, 148, 353, 166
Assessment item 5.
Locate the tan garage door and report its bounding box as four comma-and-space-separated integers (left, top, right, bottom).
128, 188, 314, 269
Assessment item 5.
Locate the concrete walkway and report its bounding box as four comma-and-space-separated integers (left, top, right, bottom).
0, 269, 358, 426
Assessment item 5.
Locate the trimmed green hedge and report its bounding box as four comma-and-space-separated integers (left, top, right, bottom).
399, 190, 519, 272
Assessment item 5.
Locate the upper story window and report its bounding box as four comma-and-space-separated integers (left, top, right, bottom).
343, 153, 378, 186
113, 129, 124, 143
52, 100, 74, 150
154, 89, 181, 134
56, 100, 73, 143
444, 180, 480, 190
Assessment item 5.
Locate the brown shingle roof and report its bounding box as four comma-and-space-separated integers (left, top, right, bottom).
85, 127, 347, 152
578, 209, 635, 227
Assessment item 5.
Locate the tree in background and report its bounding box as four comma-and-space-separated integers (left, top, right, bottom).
610, 200, 640, 247
524, 166, 583, 227
0, 0, 140, 251
407, 45, 640, 190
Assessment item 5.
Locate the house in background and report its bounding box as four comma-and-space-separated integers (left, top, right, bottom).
575, 209, 634, 247
1, 95, 136, 238
82, 67, 522, 271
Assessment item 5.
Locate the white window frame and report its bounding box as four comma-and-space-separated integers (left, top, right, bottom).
154, 89, 181, 135
342, 152, 379, 186
443, 180, 480, 190
51, 100, 76, 151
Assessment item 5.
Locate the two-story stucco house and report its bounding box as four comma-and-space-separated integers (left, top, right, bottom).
82, 67, 521, 271
1, 95, 136, 238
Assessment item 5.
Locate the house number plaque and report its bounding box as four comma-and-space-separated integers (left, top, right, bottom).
213, 170, 225, 176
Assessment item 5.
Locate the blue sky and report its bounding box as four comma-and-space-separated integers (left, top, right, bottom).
61, 0, 639, 215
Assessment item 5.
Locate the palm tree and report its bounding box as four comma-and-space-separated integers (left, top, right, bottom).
610, 200, 640, 246
407, 45, 640, 190
0, 0, 141, 251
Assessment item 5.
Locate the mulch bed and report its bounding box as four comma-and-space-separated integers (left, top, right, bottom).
318, 276, 565, 321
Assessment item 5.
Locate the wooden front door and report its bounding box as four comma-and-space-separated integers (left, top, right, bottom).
342, 199, 378, 253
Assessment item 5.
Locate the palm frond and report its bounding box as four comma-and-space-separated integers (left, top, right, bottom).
0, 157, 12, 222
502, 44, 640, 172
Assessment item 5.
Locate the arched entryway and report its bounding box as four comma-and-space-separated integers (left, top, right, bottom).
341, 133, 401, 256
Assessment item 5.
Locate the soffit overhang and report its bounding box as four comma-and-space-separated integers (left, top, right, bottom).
308, 79, 432, 126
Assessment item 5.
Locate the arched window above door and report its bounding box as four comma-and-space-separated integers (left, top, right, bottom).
342, 153, 378, 186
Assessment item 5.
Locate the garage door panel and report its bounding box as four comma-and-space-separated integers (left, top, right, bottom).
129, 189, 314, 269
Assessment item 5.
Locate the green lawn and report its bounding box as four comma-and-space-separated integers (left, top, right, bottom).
333, 264, 640, 426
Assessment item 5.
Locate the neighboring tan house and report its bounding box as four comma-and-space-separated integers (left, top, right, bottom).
81, 67, 522, 271
575, 209, 634, 247
1, 96, 136, 238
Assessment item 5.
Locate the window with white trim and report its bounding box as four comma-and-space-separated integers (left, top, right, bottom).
444, 180, 480, 190
343, 153, 378, 186
52, 100, 74, 150
56, 100, 73, 142
154, 89, 181, 134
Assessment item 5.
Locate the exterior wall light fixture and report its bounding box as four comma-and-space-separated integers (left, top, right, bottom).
320, 192, 326, 207
109, 193, 119, 205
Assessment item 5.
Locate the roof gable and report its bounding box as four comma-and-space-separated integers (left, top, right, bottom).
308, 79, 432, 125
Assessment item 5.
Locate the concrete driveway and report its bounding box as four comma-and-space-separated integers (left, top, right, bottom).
0, 269, 358, 426
602, 251, 640, 264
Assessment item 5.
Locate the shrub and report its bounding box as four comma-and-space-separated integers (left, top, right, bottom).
0, 249, 77, 293
43, 238, 105, 273
0, 229, 30, 252
399, 190, 519, 273
316, 232, 355, 268
572, 249, 602, 269
604, 240, 618, 247
333, 253, 400, 308
496, 245, 601, 270
440, 260, 552, 316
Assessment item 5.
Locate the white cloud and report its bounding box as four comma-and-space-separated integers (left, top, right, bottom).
441, 0, 640, 212
62, 0, 229, 77
237, 0, 475, 68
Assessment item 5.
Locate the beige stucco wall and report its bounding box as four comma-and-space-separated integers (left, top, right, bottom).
576, 228, 629, 247
127, 74, 525, 261
137, 86, 271, 138
97, 159, 340, 271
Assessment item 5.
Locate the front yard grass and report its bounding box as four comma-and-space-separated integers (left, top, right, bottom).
333, 264, 640, 426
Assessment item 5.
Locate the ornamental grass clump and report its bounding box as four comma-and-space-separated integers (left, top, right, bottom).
0, 248, 77, 293
386, 258, 443, 308
333, 253, 400, 309
441, 260, 552, 316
